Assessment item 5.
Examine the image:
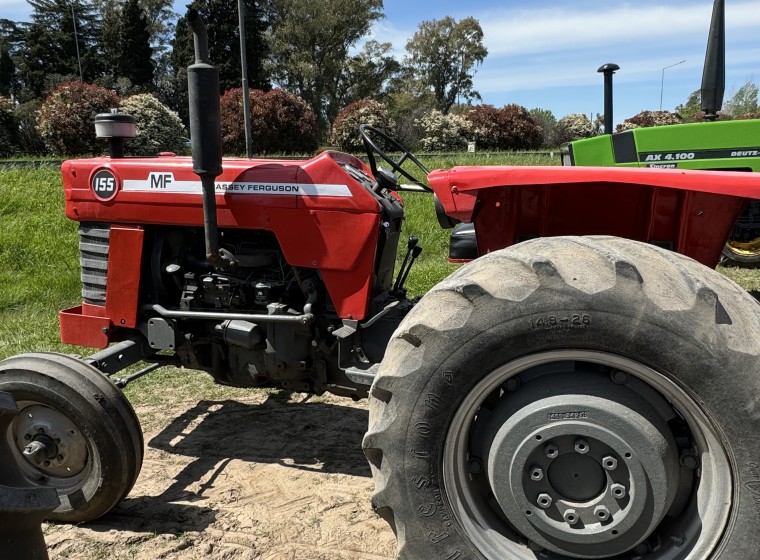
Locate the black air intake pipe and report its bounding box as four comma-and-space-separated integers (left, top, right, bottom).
701, 0, 725, 120
187, 10, 230, 269
597, 63, 619, 135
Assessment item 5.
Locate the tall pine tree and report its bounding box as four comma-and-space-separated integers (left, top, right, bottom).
120, 0, 153, 90
170, 0, 271, 121
18, 0, 103, 100
98, 0, 122, 83
0, 20, 18, 98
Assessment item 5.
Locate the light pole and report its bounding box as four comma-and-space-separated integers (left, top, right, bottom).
237, 0, 252, 158
69, 1, 83, 81
659, 60, 685, 110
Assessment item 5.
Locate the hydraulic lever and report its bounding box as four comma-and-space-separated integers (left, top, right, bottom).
394, 237, 422, 294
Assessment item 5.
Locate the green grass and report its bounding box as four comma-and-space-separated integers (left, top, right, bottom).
0, 168, 82, 358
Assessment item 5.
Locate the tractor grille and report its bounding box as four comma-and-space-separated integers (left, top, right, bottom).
79, 223, 111, 306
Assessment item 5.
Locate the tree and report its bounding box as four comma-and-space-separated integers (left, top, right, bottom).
265, 0, 383, 129
529, 108, 558, 148
675, 89, 702, 121
0, 20, 19, 98
0, 95, 18, 157
139, 0, 177, 103
724, 81, 759, 118
17, 0, 104, 101
120, 0, 154, 90
170, 0, 272, 121
386, 89, 436, 149
335, 40, 401, 108
404, 16, 487, 114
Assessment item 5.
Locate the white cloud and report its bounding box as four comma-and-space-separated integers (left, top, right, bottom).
479, 2, 760, 57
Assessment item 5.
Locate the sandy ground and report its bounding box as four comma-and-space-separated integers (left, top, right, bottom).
43, 392, 397, 559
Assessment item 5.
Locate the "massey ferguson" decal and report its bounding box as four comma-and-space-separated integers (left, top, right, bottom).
121, 172, 352, 197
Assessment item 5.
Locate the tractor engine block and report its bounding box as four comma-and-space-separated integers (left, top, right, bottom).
140, 226, 330, 392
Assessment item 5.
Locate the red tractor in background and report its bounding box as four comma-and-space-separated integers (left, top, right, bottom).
2, 10, 760, 560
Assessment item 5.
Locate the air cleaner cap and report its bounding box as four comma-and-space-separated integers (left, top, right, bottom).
94, 109, 136, 139
597, 63, 620, 74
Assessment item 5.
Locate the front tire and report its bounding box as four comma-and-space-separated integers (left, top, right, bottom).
363, 236, 760, 559
0, 353, 144, 522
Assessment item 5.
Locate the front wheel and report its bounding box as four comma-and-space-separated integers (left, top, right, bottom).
0, 353, 143, 522
363, 236, 760, 559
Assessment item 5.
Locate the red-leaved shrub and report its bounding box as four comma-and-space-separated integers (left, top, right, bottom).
464, 104, 542, 150
616, 110, 681, 132
220, 88, 319, 155
37, 82, 119, 155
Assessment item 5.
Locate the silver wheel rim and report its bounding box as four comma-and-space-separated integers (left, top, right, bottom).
443, 350, 732, 559
8, 400, 101, 511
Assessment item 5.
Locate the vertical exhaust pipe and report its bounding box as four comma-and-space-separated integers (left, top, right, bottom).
701, 0, 725, 120
187, 10, 231, 269
597, 63, 620, 135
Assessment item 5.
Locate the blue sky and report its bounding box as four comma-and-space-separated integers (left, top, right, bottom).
3, 0, 759, 125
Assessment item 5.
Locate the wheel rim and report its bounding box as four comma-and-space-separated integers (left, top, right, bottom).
443, 350, 732, 560
725, 237, 760, 257
8, 400, 98, 502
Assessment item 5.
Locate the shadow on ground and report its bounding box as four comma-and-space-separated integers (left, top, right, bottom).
74, 392, 371, 535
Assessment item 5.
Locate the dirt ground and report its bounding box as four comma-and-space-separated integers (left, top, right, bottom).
43, 391, 397, 559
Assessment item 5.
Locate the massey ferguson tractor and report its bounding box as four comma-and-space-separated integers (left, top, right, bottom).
3, 9, 760, 560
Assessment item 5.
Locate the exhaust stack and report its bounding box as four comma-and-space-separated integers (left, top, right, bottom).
701, 0, 725, 120
597, 63, 620, 134
187, 10, 231, 269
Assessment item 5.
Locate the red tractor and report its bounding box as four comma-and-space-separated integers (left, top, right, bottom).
2, 11, 760, 560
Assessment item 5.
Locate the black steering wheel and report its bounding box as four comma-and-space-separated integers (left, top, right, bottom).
359, 124, 432, 192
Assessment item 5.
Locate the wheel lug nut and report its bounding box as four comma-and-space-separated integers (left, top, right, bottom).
602, 455, 618, 470
563, 508, 579, 525
467, 457, 484, 474
611, 483, 626, 499
544, 443, 559, 459
537, 493, 553, 508
594, 505, 610, 521
504, 377, 521, 391
574, 439, 590, 454
529, 466, 544, 481
680, 452, 699, 470
611, 370, 629, 384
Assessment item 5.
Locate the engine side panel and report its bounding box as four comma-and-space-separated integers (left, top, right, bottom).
62, 152, 384, 321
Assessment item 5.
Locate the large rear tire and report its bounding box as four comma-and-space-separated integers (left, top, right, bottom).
0, 353, 143, 522
363, 236, 760, 559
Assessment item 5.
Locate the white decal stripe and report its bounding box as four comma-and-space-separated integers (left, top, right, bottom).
123, 179, 200, 193
121, 179, 352, 197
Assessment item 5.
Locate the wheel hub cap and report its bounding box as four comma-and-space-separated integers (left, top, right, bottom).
14, 404, 88, 477
482, 373, 680, 558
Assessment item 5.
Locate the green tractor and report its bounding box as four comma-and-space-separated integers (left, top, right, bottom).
563, 0, 760, 266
